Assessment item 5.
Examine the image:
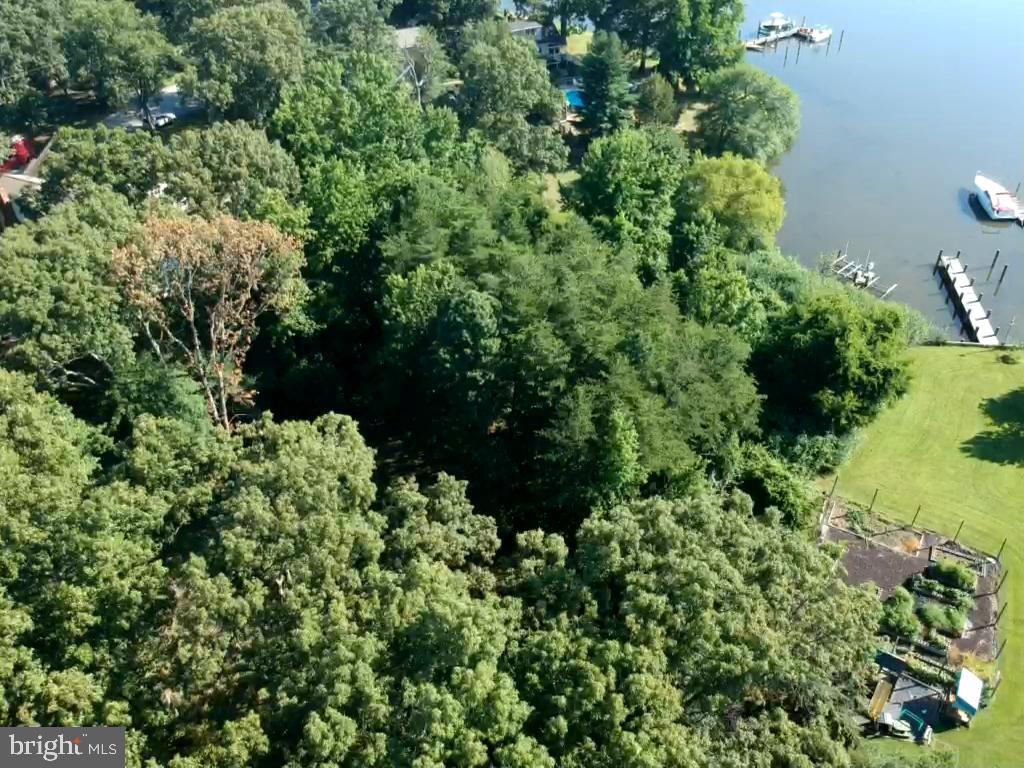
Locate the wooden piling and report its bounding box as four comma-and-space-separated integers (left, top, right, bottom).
828, 474, 839, 499
911, 505, 921, 528
868, 488, 878, 513
995, 264, 1008, 295
996, 638, 1007, 660
997, 537, 1007, 560
953, 519, 964, 543
987, 250, 1000, 281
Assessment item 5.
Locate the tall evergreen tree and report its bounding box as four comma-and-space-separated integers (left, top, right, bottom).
580, 31, 634, 137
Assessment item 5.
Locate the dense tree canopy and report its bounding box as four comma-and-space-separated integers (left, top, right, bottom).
698, 63, 801, 165
457, 21, 566, 173
0, 368, 880, 766
0, 1, 937, 764
569, 126, 688, 279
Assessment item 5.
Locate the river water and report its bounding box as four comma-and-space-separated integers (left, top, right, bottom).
745, 0, 1024, 339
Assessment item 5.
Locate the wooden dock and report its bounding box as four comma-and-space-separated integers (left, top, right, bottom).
934, 253, 999, 346
745, 27, 799, 50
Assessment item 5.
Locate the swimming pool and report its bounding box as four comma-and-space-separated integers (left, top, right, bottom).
564, 89, 585, 109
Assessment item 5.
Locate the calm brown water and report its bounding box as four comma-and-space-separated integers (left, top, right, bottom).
746, 0, 1024, 339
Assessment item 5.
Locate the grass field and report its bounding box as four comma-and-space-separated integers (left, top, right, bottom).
833, 345, 1024, 767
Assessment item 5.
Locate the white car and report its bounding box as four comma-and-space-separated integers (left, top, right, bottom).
151, 112, 177, 129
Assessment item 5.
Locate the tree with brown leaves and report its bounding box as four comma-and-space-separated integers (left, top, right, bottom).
114, 216, 305, 431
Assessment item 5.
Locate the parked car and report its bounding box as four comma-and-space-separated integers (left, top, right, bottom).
151, 112, 177, 129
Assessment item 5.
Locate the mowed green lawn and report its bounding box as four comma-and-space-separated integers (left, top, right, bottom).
834, 345, 1024, 767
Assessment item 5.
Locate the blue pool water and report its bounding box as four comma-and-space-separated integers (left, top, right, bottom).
565, 89, 585, 108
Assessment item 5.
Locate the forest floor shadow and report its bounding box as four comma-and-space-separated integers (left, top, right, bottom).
961, 387, 1024, 466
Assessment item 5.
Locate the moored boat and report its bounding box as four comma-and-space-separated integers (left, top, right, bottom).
973, 172, 1024, 225
759, 12, 794, 33
797, 25, 832, 43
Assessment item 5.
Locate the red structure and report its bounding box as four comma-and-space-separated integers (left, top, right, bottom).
1, 136, 35, 174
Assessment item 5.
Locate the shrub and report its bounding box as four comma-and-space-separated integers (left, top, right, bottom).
880, 587, 921, 639
733, 443, 816, 528
928, 559, 977, 592
917, 602, 966, 636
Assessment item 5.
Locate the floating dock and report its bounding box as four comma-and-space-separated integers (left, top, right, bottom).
934, 253, 999, 346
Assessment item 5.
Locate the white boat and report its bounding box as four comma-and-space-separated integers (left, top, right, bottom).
797, 25, 832, 43
760, 12, 794, 33
973, 172, 1024, 224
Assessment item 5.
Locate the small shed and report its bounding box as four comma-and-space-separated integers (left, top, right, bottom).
953, 668, 983, 719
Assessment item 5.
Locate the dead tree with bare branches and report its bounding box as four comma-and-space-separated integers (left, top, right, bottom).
114, 216, 305, 431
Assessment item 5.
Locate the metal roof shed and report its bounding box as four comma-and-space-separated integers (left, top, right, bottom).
954, 668, 983, 718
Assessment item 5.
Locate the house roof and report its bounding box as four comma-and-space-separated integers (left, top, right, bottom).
396, 26, 422, 49
509, 20, 542, 33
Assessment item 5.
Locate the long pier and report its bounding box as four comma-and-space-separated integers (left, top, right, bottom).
933, 252, 999, 346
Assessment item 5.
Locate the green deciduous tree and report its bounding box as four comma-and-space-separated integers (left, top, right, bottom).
312, 0, 398, 56
165, 121, 307, 227
635, 73, 680, 125
521, 0, 588, 37
603, 0, 670, 74
64, 0, 177, 123
35, 127, 169, 212
0, 0, 68, 105
458, 21, 566, 173
184, 1, 307, 122
392, 0, 496, 30
752, 290, 913, 434
673, 247, 766, 340
674, 153, 785, 251
569, 126, 687, 279
698, 63, 800, 165
0, 190, 138, 391
657, 0, 743, 89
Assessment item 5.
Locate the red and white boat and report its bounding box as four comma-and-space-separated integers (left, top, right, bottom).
973, 172, 1024, 225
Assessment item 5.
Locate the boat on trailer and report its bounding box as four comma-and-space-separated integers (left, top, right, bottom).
973, 172, 1024, 225
797, 25, 832, 43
